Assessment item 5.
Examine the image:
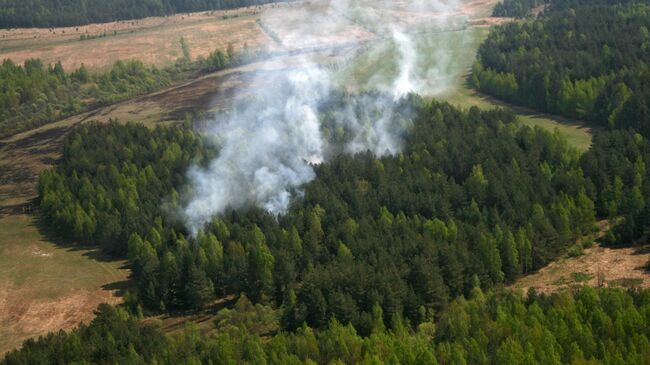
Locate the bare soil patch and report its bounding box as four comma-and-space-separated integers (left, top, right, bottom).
0, 0, 501, 71
511, 243, 650, 295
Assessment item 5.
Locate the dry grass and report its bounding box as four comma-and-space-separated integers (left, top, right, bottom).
0, 214, 129, 356
511, 222, 650, 295
0, 3, 285, 71
0, 121, 68, 208
0, 113, 132, 355
261, 4, 375, 50
461, 0, 504, 19
0, 46, 351, 214
511, 244, 650, 295
0, 0, 500, 71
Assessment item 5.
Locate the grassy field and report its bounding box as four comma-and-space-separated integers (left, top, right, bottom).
0, 0, 500, 72
338, 20, 489, 93
441, 84, 595, 151
340, 21, 594, 151
0, 214, 129, 356
518, 113, 594, 151
0, 40, 335, 357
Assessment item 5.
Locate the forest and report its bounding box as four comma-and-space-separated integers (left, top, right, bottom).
474, 0, 650, 137
35, 95, 649, 331
492, 0, 548, 17
0, 59, 169, 138
3, 286, 649, 364
0, 0, 286, 28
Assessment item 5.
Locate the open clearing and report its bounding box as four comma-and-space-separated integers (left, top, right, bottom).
0, 1, 377, 352
510, 221, 650, 294
0, 0, 505, 209
0, 48, 353, 210
442, 84, 595, 151
511, 243, 650, 295
0, 214, 129, 356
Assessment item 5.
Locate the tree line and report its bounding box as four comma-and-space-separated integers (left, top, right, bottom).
0, 43, 239, 138
36, 94, 649, 329
0, 0, 288, 28
474, 0, 650, 137
3, 287, 649, 364
492, 0, 549, 18
0, 59, 169, 138
581, 130, 650, 245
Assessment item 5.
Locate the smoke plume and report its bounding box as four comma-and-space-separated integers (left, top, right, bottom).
183, 0, 467, 233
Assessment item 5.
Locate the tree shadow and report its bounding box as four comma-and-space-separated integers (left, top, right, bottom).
0, 200, 35, 217
632, 245, 650, 255
101, 280, 132, 297
458, 78, 599, 135
633, 243, 650, 274
28, 209, 133, 293
152, 295, 238, 334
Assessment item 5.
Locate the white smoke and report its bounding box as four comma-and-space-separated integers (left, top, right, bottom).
183, 0, 467, 233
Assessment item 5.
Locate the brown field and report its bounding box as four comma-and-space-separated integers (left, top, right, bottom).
0, 3, 285, 71
0, 0, 502, 71
461, 0, 503, 18
0, 48, 348, 357
0, 90, 133, 355
0, 42, 357, 213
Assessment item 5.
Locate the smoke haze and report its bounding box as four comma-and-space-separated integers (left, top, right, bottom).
183, 0, 468, 233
